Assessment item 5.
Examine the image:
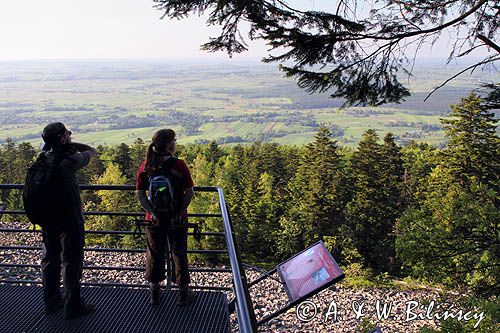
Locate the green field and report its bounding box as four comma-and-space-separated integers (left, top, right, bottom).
0, 60, 496, 147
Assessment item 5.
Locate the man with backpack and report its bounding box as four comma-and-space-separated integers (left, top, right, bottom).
135, 129, 195, 306
23, 122, 97, 319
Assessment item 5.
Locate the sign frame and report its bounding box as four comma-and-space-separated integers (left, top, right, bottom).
277, 240, 345, 302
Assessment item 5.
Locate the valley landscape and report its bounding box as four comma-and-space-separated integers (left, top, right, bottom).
1, 59, 496, 147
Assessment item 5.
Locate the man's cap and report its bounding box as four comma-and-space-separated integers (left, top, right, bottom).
42, 122, 67, 144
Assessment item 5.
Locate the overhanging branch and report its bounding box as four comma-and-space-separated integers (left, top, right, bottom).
424, 56, 500, 101
477, 34, 500, 53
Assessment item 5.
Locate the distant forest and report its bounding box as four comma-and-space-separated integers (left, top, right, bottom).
1, 93, 498, 298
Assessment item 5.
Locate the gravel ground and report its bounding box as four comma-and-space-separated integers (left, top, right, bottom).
1, 222, 468, 332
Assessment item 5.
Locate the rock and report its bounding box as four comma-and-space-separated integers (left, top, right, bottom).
1, 222, 448, 332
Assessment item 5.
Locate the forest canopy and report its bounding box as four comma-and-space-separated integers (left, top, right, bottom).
1, 92, 498, 296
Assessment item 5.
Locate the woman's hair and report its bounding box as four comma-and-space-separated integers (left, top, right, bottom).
143, 129, 176, 174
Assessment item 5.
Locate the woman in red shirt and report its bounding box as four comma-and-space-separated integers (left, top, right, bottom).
135, 129, 195, 306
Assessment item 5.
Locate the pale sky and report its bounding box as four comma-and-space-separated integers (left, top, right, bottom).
0, 0, 268, 61
0, 0, 491, 62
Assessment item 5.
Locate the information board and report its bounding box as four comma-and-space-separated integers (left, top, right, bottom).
277, 241, 344, 302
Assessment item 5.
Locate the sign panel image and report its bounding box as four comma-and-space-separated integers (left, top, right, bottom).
277, 241, 344, 302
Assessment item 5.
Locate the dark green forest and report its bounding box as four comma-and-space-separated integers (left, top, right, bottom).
0, 93, 498, 298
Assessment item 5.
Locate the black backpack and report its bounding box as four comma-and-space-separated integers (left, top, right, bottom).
23, 152, 69, 227
148, 157, 184, 224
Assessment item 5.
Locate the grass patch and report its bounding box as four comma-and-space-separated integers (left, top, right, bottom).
340, 263, 394, 288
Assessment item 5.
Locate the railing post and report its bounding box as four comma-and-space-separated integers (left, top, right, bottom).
1, 185, 12, 220
217, 187, 258, 333
1, 191, 6, 206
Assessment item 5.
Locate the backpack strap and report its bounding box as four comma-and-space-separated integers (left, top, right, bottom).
42, 151, 74, 168
35, 152, 46, 163
162, 156, 177, 170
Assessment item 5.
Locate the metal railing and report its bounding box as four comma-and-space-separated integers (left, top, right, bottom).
0, 184, 258, 333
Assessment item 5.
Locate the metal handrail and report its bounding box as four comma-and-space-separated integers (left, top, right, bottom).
0, 263, 231, 273
1, 210, 222, 218
0, 228, 226, 237
1, 245, 228, 254
0, 183, 258, 333
216, 187, 258, 332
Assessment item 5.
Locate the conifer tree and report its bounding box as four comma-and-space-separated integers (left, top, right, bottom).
441, 93, 499, 191
347, 130, 382, 268
219, 144, 246, 222
258, 143, 288, 186
78, 145, 106, 184
130, 138, 147, 177
190, 153, 217, 228
254, 172, 281, 258
203, 140, 226, 166
234, 142, 282, 256
0, 142, 6, 185
279, 127, 349, 257
380, 133, 405, 271
397, 93, 500, 295
239, 157, 264, 256
85, 162, 138, 247
112, 143, 134, 181
194, 154, 231, 262
347, 129, 403, 273
1, 141, 37, 213
218, 145, 248, 253
400, 141, 439, 205
1, 139, 23, 183
9, 142, 37, 185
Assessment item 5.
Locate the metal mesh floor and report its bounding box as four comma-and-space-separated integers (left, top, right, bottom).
0, 284, 231, 333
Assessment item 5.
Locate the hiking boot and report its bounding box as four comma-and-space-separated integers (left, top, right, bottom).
150, 285, 161, 305
64, 302, 94, 320
177, 288, 196, 307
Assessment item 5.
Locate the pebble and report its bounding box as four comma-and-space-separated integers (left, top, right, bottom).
1, 221, 451, 332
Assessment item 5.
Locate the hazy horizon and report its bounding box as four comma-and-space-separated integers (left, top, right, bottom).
0, 57, 492, 71
1, 1, 492, 63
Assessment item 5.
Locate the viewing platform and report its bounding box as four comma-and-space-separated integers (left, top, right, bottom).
0, 185, 256, 333
0, 284, 230, 333
1, 184, 346, 332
